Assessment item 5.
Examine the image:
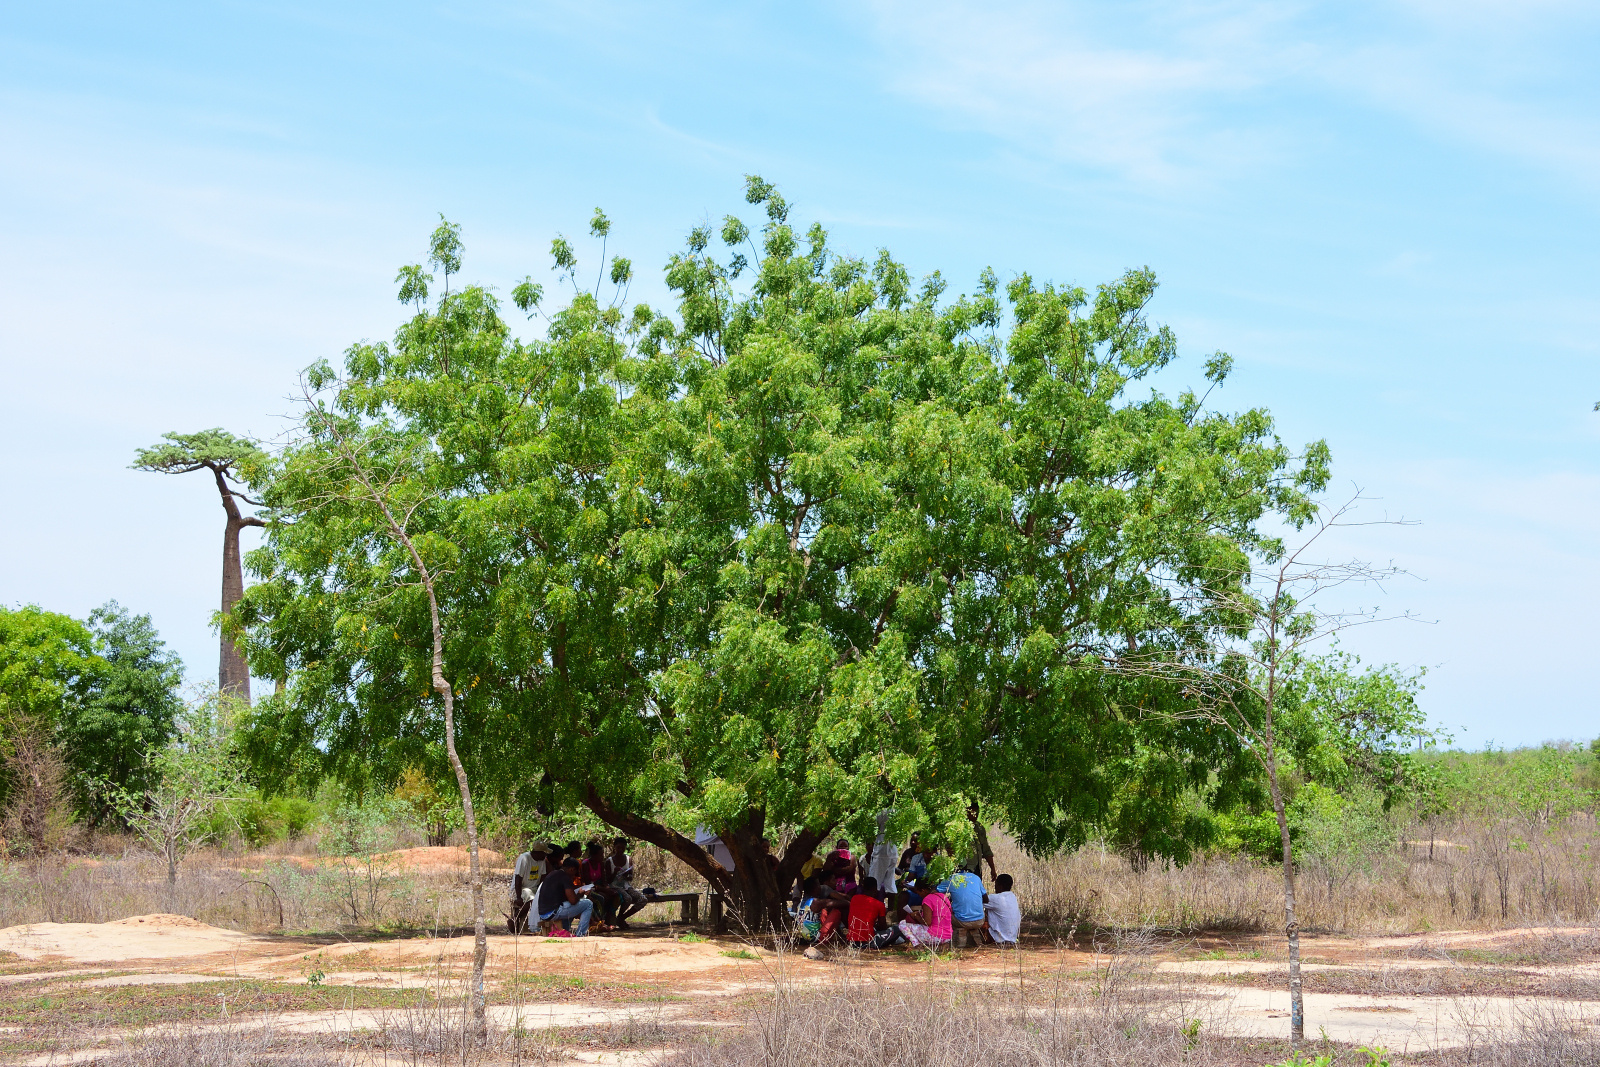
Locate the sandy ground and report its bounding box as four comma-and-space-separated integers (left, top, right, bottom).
275, 846, 512, 875
3, 914, 1600, 1061
0, 914, 257, 964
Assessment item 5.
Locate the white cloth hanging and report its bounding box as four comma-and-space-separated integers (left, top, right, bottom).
868, 810, 900, 892
694, 825, 736, 871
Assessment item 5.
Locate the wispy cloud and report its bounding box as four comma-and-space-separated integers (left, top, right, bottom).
862, 0, 1294, 185
859, 0, 1600, 190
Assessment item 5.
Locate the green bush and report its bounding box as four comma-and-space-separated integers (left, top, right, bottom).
1212, 808, 1289, 861
223, 794, 320, 848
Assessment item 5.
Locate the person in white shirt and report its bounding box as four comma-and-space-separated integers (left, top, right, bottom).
983, 873, 1021, 945
509, 840, 551, 933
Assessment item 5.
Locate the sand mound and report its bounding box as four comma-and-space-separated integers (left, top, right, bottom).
373, 846, 506, 871
0, 913, 259, 963
110, 914, 212, 929
272, 846, 508, 874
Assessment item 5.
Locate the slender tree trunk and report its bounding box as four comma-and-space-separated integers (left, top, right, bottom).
417, 564, 487, 1044
337, 443, 489, 1046
968, 805, 998, 881
1267, 756, 1304, 1045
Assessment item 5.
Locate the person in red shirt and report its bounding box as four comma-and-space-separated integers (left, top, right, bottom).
809, 871, 851, 948
846, 877, 906, 949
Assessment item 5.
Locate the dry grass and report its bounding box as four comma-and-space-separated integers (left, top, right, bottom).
671, 971, 1255, 1067
1212, 965, 1600, 1000
0, 850, 475, 934
1438, 1000, 1600, 1066
4, 808, 1600, 948
990, 814, 1600, 937
0, 831, 711, 938
90, 1026, 345, 1066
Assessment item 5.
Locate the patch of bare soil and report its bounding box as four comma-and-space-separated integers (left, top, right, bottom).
1204, 964, 1600, 999
272, 845, 512, 875
0, 914, 262, 964
8, 919, 1600, 1062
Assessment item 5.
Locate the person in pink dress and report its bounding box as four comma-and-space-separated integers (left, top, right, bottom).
897, 878, 952, 948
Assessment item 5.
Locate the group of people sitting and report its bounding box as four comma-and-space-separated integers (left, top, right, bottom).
507, 837, 648, 937
793, 837, 1021, 957
505, 831, 1023, 951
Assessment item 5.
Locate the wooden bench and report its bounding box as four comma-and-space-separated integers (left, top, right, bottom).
642, 891, 702, 924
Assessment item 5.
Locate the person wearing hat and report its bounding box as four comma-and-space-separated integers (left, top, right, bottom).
508, 840, 550, 934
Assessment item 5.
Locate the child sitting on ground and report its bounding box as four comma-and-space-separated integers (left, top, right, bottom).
897, 877, 952, 949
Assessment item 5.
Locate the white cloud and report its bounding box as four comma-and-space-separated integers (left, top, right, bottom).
862, 0, 1292, 184
859, 0, 1600, 190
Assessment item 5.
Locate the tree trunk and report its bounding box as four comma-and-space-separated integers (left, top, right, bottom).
579, 788, 828, 939
424, 582, 486, 1045
211, 466, 262, 703
723, 815, 789, 934
220, 516, 250, 701
350, 455, 488, 1047
1268, 759, 1304, 1045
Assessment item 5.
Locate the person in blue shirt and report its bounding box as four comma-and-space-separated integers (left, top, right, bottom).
906, 842, 933, 882
938, 868, 988, 949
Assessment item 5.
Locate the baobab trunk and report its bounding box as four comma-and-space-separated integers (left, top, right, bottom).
212, 466, 262, 703
219, 515, 251, 701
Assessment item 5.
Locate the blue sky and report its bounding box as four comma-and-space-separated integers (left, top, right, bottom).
2, 1, 1597, 745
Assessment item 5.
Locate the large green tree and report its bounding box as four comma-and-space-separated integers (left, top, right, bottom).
0, 603, 182, 826
133, 429, 267, 700
238, 180, 1327, 929
62, 603, 185, 823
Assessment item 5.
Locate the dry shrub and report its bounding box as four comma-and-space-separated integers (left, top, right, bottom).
987, 813, 1600, 936
990, 835, 1281, 934
1442, 1000, 1600, 1065
1, 732, 76, 856
93, 1025, 341, 1066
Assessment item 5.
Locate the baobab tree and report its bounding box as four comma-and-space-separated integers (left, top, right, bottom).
132, 429, 267, 701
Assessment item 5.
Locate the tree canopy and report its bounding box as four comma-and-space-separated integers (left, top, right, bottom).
237, 180, 1331, 924
0, 602, 183, 821
131, 429, 269, 478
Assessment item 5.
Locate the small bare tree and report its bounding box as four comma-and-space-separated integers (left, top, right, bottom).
111, 698, 246, 886
294, 382, 491, 1046
1114, 493, 1415, 1046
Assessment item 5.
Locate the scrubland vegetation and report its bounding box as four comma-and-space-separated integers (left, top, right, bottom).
3, 730, 1598, 944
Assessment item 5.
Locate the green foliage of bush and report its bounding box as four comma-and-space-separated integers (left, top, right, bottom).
0, 601, 184, 824
226, 794, 318, 847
